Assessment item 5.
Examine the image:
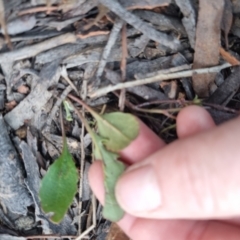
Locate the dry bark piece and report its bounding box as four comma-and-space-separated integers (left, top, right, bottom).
208, 108, 238, 125
143, 46, 166, 59
35, 43, 86, 65
63, 46, 122, 69
126, 56, 173, 80
98, 0, 181, 52
134, 10, 186, 36
0, 235, 26, 240
0, 115, 33, 217
4, 61, 61, 130
175, 0, 196, 48
0, 33, 76, 64
0, 15, 36, 35
120, 0, 172, 10
128, 34, 149, 57
192, 0, 224, 97
207, 66, 240, 105
105, 68, 167, 100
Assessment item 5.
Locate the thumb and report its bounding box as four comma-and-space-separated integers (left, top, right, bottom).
116, 116, 240, 219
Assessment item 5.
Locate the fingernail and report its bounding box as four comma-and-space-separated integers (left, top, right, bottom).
116, 165, 161, 213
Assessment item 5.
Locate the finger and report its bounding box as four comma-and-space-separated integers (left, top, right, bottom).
89, 120, 165, 233
120, 119, 165, 163
89, 119, 165, 200
177, 106, 215, 138
88, 163, 240, 240
127, 219, 240, 240
116, 116, 240, 219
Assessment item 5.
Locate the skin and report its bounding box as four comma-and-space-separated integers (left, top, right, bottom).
89, 106, 240, 240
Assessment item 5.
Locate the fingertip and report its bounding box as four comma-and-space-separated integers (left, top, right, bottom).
177, 106, 215, 138
88, 161, 105, 204
121, 119, 165, 163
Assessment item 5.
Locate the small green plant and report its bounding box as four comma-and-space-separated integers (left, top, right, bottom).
39, 104, 78, 223
39, 137, 78, 223
73, 99, 140, 221
39, 99, 139, 223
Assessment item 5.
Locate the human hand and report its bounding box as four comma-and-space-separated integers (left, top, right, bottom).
89, 106, 240, 240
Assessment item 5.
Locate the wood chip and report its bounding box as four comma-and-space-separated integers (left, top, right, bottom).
207, 66, 240, 105
192, 0, 224, 97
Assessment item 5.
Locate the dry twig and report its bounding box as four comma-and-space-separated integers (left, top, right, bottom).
90, 63, 231, 98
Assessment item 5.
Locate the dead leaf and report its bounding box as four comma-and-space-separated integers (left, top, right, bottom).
192, 0, 224, 97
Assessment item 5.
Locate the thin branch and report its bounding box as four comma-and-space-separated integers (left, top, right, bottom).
43, 85, 73, 134
89, 63, 231, 98
119, 23, 127, 111
135, 64, 192, 79
133, 107, 178, 119
61, 66, 79, 95
96, 18, 124, 81
18, 6, 60, 15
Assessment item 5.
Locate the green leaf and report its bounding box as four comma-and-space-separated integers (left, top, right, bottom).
63, 100, 74, 121
73, 99, 140, 151
39, 138, 78, 223
97, 112, 139, 151
72, 102, 140, 222
93, 134, 125, 221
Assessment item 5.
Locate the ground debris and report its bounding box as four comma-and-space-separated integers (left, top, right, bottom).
192, 0, 224, 97
0, 0, 239, 238
0, 115, 32, 220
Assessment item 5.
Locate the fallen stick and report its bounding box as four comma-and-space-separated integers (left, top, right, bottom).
0, 33, 76, 63
89, 63, 231, 98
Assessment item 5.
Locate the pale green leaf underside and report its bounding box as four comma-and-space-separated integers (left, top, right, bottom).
96, 112, 139, 151
93, 134, 126, 221
39, 139, 78, 223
